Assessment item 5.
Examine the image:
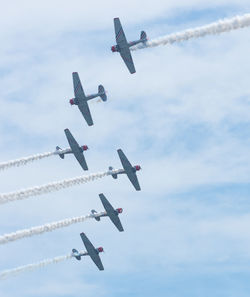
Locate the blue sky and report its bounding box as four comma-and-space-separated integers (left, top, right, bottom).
0, 1, 250, 296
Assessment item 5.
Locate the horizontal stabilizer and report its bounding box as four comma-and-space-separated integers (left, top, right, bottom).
72, 249, 81, 260
98, 85, 107, 102
109, 166, 117, 179
91, 209, 101, 221
140, 31, 147, 41
56, 146, 64, 159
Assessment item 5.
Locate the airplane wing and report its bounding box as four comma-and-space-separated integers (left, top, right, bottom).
99, 193, 124, 232
117, 149, 141, 191
78, 102, 94, 126
64, 129, 88, 170
114, 17, 128, 47
72, 72, 93, 126
119, 48, 136, 74
72, 72, 86, 99
114, 18, 136, 74
80, 233, 104, 271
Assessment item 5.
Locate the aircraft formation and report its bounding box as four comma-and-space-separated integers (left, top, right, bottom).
53, 127, 141, 270
72, 193, 124, 270
0, 17, 144, 274
2, 12, 248, 278
52, 18, 143, 269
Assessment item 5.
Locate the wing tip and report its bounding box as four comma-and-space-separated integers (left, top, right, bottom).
99, 193, 104, 198
87, 120, 94, 126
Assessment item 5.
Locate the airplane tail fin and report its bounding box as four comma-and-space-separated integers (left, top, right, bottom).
98, 85, 107, 102
72, 249, 81, 260
140, 31, 147, 41
109, 166, 118, 179
91, 210, 101, 221
56, 146, 64, 159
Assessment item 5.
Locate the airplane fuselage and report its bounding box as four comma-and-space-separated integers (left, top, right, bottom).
55, 148, 72, 155
70, 93, 99, 105
111, 39, 144, 52
117, 165, 141, 177
72, 247, 104, 260
74, 250, 88, 258
91, 208, 123, 220
86, 93, 100, 100
55, 146, 88, 154
108, 165, 141, 177
55, 145, 88, 159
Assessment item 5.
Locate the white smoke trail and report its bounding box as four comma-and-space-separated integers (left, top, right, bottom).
0, 152, 55, 171
0, 254, 72, 280
0, 211, 105, 244
0, 169, 121, 205
131, 13, 250, 50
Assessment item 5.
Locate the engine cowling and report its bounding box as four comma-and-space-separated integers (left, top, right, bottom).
116, 208, 123, 214
97, 247, 104, 253
111, 45, 117, 52
134, 165, 141, 171
69, 98, 75, 105
82, 145, 89, 151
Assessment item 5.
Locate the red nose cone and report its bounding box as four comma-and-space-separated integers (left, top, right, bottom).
82, 145, 88, 151
69, 99, 74, 105
111, 46, 116, 52
117, 208, 123, 214
98, 247, 104, 253
135, 165, 141, 171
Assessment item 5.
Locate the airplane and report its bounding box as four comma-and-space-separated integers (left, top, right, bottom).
72, 232, 104, 271
91, 193, 124, 232
69, 72, 107, 126
108, 149, 141, 191
55, 128, 89, 170
111, 17, 147, 74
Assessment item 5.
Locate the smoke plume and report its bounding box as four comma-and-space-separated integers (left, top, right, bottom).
132, 13, 250, 50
